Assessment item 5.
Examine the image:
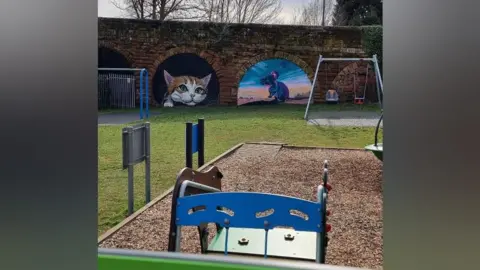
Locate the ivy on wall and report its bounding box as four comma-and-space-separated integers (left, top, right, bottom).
361, 25, 382, 65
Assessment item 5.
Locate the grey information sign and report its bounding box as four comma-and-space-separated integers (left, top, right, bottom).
122, 122, 151, 216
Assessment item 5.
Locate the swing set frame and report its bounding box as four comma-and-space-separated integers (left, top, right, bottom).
303, 55, 384, 120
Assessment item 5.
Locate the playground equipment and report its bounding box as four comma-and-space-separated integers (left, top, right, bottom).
325, 89, 340, 104
324, 63, 340, 104
304, 55, 384, 120
167, 166, 224, 252
167, 161, 332, 264
98, 248, 366, 270
365, 112, 383, 161
353, 64, 370, 105
97, 68, 150, 120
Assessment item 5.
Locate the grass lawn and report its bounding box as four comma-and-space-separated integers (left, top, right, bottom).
98, 104, 383, 236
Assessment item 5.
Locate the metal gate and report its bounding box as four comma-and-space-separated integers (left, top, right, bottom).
98, 73, 136, 109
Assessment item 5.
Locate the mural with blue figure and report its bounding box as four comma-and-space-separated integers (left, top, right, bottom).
237, 58, 312, 106
261, 71, 290, 102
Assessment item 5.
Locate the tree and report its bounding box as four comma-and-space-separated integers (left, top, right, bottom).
331, 0, 382, 26
111, 0, 201, 21
192, 0, 283, 24
112, 0, 282, 24
290, 0, 335, 26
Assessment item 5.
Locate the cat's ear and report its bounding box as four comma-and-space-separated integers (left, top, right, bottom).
164, 70, 174, 86
201, 73, 212, 86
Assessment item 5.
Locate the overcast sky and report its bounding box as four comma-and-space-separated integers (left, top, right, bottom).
97, 0, 302, 23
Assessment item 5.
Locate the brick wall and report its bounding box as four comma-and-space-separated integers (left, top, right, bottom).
98, 18, 373, 106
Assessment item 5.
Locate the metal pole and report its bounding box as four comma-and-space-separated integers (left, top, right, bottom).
130, 76, 135, 109
144, 122, 151, 203
304, 55, 323, 120
372, 55, 384, 94
185, 122, 193, 168
127, 127, 135, 216
372, 55, 384, 109
321, 0, 326, 26
374, 64, 382, 109
374, 113, 383, 146
198, 118, 205, 167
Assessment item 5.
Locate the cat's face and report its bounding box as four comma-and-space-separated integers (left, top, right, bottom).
164, 70, 211, 106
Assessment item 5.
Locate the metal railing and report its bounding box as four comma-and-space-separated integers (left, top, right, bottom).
98, 68, 149, 120
98, 73, 136, 109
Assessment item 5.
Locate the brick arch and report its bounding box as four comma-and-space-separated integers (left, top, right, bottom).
98, 41, 135, 67
151, 47, 226, 85
331, 62, 374, 89
328, 61, 377, 102
150, 47, 228, 105
235, 51, 315, 87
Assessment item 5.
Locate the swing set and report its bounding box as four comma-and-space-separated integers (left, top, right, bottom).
325, 63, 370, 105
305, 55, 384, 120
304, 55, 384, 162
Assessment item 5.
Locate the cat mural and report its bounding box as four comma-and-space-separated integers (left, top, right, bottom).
260, 71, 290, 103
163, 70, 212, 107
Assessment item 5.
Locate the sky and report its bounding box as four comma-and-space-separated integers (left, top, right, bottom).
97, 0, 302, 23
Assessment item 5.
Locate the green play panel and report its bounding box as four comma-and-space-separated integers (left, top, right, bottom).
207, 228, 317, 261
365, 143, 383, 161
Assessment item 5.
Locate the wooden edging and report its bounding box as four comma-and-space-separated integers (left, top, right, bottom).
245, 141, 366, 152
243, 141, 288, 146
282, 145, 367, 151
97, 142, 245, 244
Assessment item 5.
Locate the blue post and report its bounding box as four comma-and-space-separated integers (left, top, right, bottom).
186, 122, 193, 168
139, 69, 145, 120
145, 69, 149, 119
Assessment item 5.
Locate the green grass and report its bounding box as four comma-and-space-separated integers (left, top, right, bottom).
98, 104, 383, 235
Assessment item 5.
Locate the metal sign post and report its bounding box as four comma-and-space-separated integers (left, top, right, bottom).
122, 122, 151, 216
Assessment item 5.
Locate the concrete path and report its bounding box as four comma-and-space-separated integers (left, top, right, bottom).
98, 112, 159, 126
307, 111, 383, 127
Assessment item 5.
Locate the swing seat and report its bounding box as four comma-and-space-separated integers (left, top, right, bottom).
325, 89, 339, 104
354, 97, 365, 105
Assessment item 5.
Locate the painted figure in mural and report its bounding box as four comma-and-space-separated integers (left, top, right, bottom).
237, 59, 312, 106
163, 70, 212, 107
260, 71, 290, 102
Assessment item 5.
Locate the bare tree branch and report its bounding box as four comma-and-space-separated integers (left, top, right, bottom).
290, 0, 335, 26
110, 0, 196, 21
190, 0, 282, 24
111, 0, 283, 25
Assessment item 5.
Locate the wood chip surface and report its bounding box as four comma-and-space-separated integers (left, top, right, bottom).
99, 144, 383, 269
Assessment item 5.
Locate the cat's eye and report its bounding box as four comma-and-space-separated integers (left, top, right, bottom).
177, 85, 188, 92
195, 87, 205, 94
